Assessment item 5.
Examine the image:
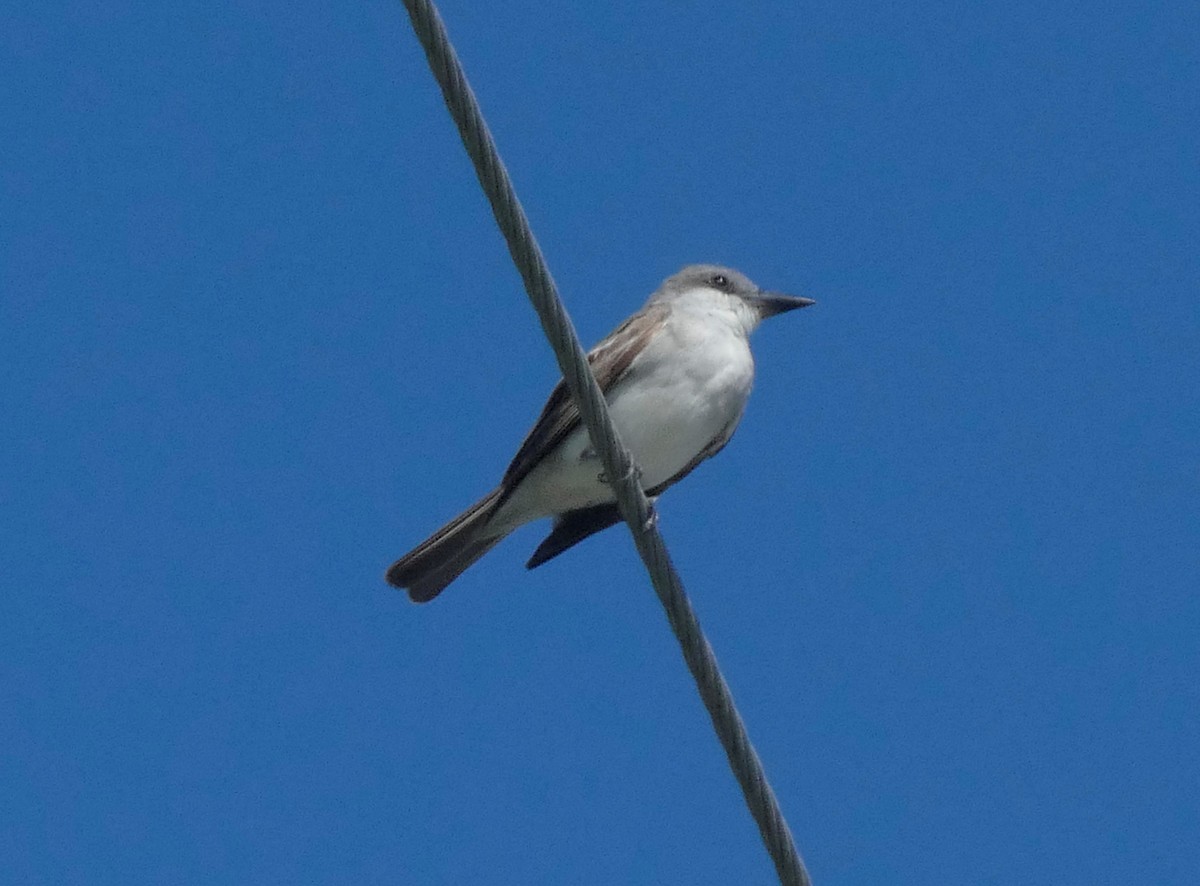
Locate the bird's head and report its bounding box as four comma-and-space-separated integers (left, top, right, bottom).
654, 264, 814, 334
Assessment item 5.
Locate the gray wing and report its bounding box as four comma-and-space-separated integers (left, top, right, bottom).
500, 301, 669, 494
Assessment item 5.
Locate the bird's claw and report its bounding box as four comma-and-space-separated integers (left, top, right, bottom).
597, 463, 643, 486
642, 503, 659, 532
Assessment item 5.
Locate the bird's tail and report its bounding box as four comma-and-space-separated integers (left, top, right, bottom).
385, 488, 507, 603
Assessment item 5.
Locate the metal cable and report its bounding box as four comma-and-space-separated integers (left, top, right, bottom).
398, 2, 812, 883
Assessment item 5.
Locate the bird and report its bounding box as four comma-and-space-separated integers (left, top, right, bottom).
386, 264, 814, 602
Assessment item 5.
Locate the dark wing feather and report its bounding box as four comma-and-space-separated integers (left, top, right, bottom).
525, 504, 623, 569
500, 301, 669, 493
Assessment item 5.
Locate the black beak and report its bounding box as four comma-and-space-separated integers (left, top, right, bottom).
751, 290, 816, 318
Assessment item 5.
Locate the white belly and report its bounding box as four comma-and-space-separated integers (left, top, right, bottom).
493, 317, 755, 530
605, 331, 752, 487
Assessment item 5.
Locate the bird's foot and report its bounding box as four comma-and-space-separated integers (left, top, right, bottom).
597, 462, 643, 486
642, 501, 659, 532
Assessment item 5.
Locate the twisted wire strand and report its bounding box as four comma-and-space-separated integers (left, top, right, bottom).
399, 2, 811, 883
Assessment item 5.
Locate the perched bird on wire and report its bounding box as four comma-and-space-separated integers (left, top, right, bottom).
386, 264, 814, 602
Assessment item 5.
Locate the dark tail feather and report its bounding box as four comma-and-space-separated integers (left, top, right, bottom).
525, 504, 623, 570
386, 488, 506, 602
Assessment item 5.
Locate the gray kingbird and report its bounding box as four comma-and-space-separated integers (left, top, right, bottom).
386, 264, 815, 602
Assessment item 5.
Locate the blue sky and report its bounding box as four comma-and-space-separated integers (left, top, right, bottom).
3, 1, 1198, 883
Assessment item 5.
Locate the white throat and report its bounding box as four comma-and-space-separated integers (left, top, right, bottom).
665, 285, 761, 337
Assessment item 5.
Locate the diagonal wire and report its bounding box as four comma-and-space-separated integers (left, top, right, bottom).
398, 2, 812, 883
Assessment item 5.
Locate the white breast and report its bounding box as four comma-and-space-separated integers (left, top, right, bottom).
606, 315, 754, 487
492, 297, 756, 530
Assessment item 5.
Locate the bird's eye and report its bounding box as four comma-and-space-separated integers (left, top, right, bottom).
711, 274, 729, 289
